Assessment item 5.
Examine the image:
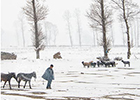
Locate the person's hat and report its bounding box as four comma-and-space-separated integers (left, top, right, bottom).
50, 64, 54, 67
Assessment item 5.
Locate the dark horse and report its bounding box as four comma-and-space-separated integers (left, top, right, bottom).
1, 72, 17, 89
17, 72, 36, 89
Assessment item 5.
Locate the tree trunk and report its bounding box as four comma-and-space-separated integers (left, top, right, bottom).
78, 23, 81, 46
68, 20, 73, 46
137, 17, 139, 46
111, 25, 114, 46
96, 28, 98, 46
126, 25, 131, 59
101, 0, 108, 58
36, 49, 40, 59
21, 22, 25, 47
32, 0, 40, 59
93, 30, 95, 46
44, 22, 48, 46
77, 18, 81, 46
122, 0, 131, 59
68, 26, 73, 46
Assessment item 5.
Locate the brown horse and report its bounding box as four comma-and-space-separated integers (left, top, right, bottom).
1, 72, 17, 89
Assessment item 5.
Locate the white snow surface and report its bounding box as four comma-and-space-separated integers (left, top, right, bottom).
1, 46, 140, 100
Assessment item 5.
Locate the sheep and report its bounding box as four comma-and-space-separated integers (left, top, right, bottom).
101, 60, 116, 67
82, 61, 93, 68
97, 61, 104, 67
91, 62, 96, 67
121, 60, 130, 67
53, 52, 62, 59
114, 57, 122, 61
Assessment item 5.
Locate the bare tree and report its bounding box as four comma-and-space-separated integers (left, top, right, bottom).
120, 21, 126, 46
112, 0, 140, 59
110, 25, 114, 46
44, 22, 48, 46
134, 18, 137, 47
51, 25, 58, 45
92, 29, 96, 46
23, 0, 48, 59
64, 10, 73, 46
14, 22, 20, 47
133, 16, 140, 47
75, 9, 82, 46
136, 16, 140, 46
18, 12, 26, 47
87, 0, 113, 58
44, 21, 58, 46
95, 28, 99, 46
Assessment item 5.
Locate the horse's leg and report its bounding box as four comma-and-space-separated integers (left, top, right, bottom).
8, 80, 12, 89
23, 81, 27, 88
3, 81, 7, 88
18, 80, 21, 88
29, 81, 32, 89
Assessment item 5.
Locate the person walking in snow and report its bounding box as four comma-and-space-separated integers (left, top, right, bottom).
42, 64, 54, 89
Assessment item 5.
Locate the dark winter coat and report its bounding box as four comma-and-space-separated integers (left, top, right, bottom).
42, 67, 54, 81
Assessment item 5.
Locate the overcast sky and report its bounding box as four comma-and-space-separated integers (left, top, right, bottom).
1, 0, 140, 47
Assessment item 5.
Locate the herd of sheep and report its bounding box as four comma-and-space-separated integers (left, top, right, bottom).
82, 57, 130, 68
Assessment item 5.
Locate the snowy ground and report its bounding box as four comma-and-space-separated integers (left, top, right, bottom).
1, 46, 140, 100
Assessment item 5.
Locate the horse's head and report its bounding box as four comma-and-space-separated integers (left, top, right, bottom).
32, 72, 36, 79
9, 72, 17, 80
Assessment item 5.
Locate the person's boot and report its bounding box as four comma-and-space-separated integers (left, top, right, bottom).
47, 87, 51, 89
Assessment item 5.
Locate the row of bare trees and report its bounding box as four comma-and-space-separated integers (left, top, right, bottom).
116, 16, 140, 47
113, 0, 140, 59
21, 0, 139, 59
44, 21, 58, 46
63, 9, 82, 47
87, 0, 140, 59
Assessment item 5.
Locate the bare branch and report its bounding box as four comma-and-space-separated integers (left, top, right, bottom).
112, 0, 123, 10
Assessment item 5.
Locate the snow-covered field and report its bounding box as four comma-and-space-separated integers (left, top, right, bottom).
1, 46, 140, 100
